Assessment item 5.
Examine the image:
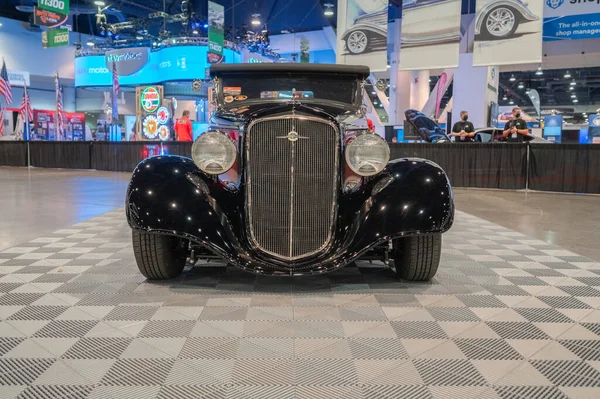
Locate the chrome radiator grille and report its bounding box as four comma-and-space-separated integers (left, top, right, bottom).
246, 116, 339, 260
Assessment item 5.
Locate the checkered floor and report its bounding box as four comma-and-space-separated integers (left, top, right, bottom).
1, 210, 600, 398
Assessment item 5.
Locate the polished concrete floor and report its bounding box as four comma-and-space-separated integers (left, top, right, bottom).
2, 167, 599, 261
0, 168, 129, 252
1, 167, 600, 398
454, 188, 600, 262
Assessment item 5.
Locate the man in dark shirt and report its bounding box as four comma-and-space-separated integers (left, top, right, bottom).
451, 111, 475, 142
502, 107, 529, 142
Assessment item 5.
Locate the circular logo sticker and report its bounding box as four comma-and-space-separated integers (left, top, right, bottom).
142, 115, 159, 139
140, 87, 161, 113
156, 107, 170, 125
157, 125, 170, 141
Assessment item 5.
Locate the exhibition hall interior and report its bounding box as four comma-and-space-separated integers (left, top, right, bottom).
1, 0, 600, 398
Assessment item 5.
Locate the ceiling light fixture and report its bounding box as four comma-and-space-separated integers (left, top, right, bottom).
86, 40, 94, 47
204, 23, 209, 28
535, 66, 543, 76
570, 86, 574, 91
386, 64, 390, 69
94, 1, 105, 6
518, 82, 524, 89
503, 95, 507, 101
192, 29, 198, 34
510, 75, 516, 82
564, 71, 571, 78
573, 99, 579, 103
251, 13, 261, 26
571, 94, 577, 98
570, 81, 576, 86
323, 3, 334, 17
509, 100, 514, 105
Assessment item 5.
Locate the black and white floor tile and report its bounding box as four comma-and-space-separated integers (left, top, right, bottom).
1, 210, 600, 398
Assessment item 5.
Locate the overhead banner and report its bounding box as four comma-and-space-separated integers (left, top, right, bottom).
42, 28, 69, 48
207, 1, 225, 64
400, 0, 461, 70
544, 0, 600, 41
336, 0, 388, 73
473, 0, 543, 66
33, 6, 68, 28
38, 0, 69, 15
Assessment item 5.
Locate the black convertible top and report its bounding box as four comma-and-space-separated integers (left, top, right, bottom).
210, 63, 370, 79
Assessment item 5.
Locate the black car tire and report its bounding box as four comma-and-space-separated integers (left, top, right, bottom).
479, 6, 519, 41
132, 230, 186, 280
394, 234, 441, 281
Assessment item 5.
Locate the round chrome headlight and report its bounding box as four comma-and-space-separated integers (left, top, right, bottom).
191, 131, 237, 175
345, 134, 390, 176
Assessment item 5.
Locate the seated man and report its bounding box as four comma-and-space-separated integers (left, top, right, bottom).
451, 111, 475, 142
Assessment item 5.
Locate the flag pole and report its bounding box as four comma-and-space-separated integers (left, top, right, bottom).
23, 83, 30, 141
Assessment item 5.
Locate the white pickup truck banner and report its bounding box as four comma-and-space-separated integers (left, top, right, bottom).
336, 0, 389, 73
399, 0, 461, 70
473, 0, 543, 66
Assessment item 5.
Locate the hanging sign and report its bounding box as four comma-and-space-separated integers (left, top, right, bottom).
400, 0, 461, 70
33, 6, 68, 28
473, 0, 543, 66
544, 0, 600, 41
42, 28, 69, 48
207, 1, 225, 63
337, 0, 389, 72
38, 0, 69, 15
140, 87, 161, 113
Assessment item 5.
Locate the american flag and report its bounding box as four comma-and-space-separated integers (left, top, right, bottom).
20, 85, 33, 122
55, 72, 63, 140
111, 61, 119, 122
0, 59, 12, 105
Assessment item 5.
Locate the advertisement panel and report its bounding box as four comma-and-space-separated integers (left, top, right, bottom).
544, 0, 600, 41
38, 0, 69, 15
75, 47, 241, 87
400, 0, 461, 70
208, 1, 225, 63
589, 114, 600, 144
33, 6, 68, 28
543, 114, 563, 142
105, 47, 150, 76
473, 0, 543, 66
336, 0, 388, 73
42, 28, 69, 48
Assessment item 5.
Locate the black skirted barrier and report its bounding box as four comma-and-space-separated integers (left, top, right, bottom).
1, 141, 599, 194
29, 142, 92, 170
529, 144, 600, 194
91, 142, 193, 172
390, 143, 527, 190
0, 142, 28, 167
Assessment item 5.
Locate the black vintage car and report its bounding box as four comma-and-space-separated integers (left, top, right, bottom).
126, 64, 454, 279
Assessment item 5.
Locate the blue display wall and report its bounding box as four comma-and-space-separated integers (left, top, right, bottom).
75, 46, 242, 87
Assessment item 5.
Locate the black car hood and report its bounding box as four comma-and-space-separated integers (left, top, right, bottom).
405, 109, 451, 143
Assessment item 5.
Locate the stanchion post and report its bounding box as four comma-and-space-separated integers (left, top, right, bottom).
525, 143, 530, 191
27, 140, 31, 168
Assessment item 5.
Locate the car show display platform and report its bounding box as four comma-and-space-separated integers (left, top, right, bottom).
1, 209, 600, 398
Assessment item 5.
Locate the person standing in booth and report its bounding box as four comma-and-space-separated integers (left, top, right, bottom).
451, 111, 475, 142
175, 110, 193, 142
502, 107, 529, 142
